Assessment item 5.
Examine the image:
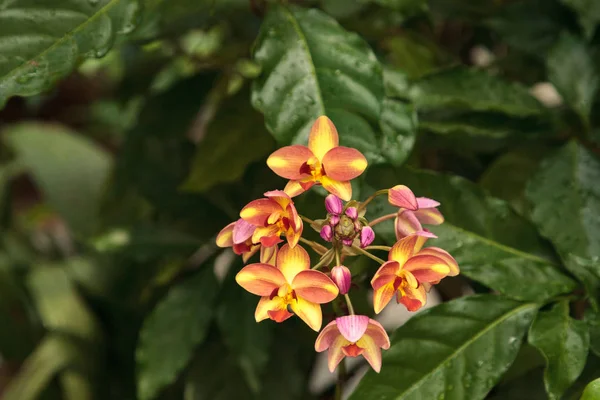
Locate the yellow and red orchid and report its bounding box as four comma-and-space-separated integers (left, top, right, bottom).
371, 233, 459, 313
235, 243, 339, 331
240, 190, 303, 248
266, 116, 368, 201
315, 315, 390, 373
388, 185, 444, 239
216, 218, 260, 262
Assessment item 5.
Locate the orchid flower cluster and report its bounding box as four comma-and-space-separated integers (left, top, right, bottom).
216, 116, 459, 373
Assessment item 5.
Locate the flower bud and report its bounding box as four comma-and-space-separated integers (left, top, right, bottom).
320, 225, 333, 242
342, 238, 354, 246
331, 265, 351, 294
345, 207, 358, 220
325, 194, 343, 215
360, 226, 375, 248
329, 215, 340, 226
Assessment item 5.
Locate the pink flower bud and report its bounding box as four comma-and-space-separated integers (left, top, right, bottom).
345, 207, 358, 220
342, 238, 354, 246
331, 265, 351, 294
325, 194, 343, 215
329, 215, 340, 226
320, 225, 333, 242
360, 226, 375, 248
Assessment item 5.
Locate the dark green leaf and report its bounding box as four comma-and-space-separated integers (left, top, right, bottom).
528, 301, 589, 400
382, 34, 447, 79
585, 308, 600, 357
580, 378, 600, 400
564, 254, 600, 309
216, 264, 273, 393
408, 67, 545, 117
181, 92, 275, 193
367, 165, 576, 302
379, 98, 417, 166
546, 33, 599, 127
4, 123, 112, 235
0, 0, 142, 108
428, 0, 500, 20
251, 5, 390, 164
136, 267, 220, 400
488, 367, 547, 400
479, 145, 553, 216
560, 0, 600, 40
350, 295, 538, 400
527, 141, 600, 260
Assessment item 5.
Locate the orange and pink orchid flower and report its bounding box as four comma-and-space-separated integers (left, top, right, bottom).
267, 116, 368, 201
216, 218, 260, 262
388, 185, 444, 239
371, 233, 459, 313
315, 315, 390, 373
236, 244, 339, 331
240, 190, 303, 248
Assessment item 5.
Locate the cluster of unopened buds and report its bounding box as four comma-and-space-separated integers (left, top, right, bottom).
217, 116, 459, 373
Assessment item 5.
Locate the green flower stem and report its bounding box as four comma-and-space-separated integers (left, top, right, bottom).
344, 294, 355, 315
365, 245, 392, 252
311, 249, 333, 270
300, 215, 315, 225
299, 237, 327, 255
368, 212, 396, 227
351, 245, 385, 264
358, 189, 388, 212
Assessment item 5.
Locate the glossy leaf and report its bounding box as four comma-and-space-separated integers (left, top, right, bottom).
379, 98, 417, 166
528, 301, 589, 400
3, 123, 112, 235
585, 308, 600, 357
408, 67, 545, 117
559, 0, 600, 40
580, 378, 600, 400
251, 5, 391, 164
349, 295, 538, 400
367, 165, 576, 302
0, 0, 142, 108
527, 141, 600, 260
136, 267, 219, 400
565, 254, 600, 310
546, 33, 599, 126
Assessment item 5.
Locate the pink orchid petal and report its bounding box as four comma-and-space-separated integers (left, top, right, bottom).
416, 197, 440, 209
336, 315, 369, 343
233, 218, 256, 244
388, 185, 418, 210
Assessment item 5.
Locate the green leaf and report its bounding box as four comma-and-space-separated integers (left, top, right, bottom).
585, 308, 600, 357
3, 123, 112, 236
560, 0, 600, 40
564, 254, 600, 309
546, 33, 599, 127
580, 378, 600, 400
527, 141, 600, 260
181, 91, 275, 193
408, 67, 545, 117
479, 145, 553, 216
349, 295, 538, 400
136, 267, 220, 400
382, 34, 447, 79
379, 98, 417, 166
0, 0, 142, 108
367, 165, 576, 302
251, 5, 389, 164
528, 301, 590, 400
216, 265, 273, 393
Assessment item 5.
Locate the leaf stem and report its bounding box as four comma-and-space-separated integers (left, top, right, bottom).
365, 245, 392, 252
311, 249, 333, 270
299, 237, 327, 255
369, 213, 396, 227
300, 215, 315, 225
351, 245, 385, 264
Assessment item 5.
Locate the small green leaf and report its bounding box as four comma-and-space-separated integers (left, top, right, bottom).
527, 141, 600, 260
136, 267, 220, 400
251, 5, 392, 164
585, 308, 600, 357
546, 33, 599, 127
181, 92, 275, 193
367, 165, 576, 302
564, 254, 600, 310
4, 123, 112, 235
379, 98, 417, 166
408, 67, 545, 117
0, 0, 142, 108
559, 0, 600, 40
528, 301, 590, 400
350, 295, 538, 400
580, 378, 600, 400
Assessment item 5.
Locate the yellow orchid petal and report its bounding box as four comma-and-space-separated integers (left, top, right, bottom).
322, 146, 367, 181
216, 222, 235, 247
356, 335, 383, 373
372, 282, 396, 314
236, 263, 286, 296
397, 283, 427, 312
327, 335, 350, 373
255, 296, 291, 322
267, 145, 314, 179
320, 175, 352, 201
276, 243, 310, 283
308, 116, 339, 161
290, 296, 322, 331
292, 270, 339, 304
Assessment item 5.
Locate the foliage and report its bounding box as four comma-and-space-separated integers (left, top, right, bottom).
1, 0, 600, 399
